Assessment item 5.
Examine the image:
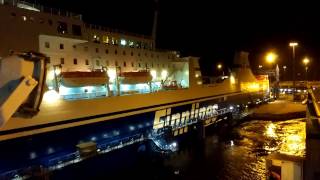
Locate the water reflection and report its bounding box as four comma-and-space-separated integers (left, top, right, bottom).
52, 119, 306, 180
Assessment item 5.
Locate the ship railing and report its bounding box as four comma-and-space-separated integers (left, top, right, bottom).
84, 23, 153, 40
2, 0, 82, 20
46, 133, 146, 171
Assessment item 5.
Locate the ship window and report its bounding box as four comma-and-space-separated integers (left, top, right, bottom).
123, 51, 126, 55
57, 21, 68, 34
45, 42, 50, 48
93, 35, 100, 43
105, 49, 109, 54
47, 57, 51, 64
11, 12, 16, 17
96, 48, 99, 53
129, 41, 134, 47
120, 39, 127, 46
151, 63, 153, 68
73, 58, 77, 65
73, 45, 76, 49
48, 19, 53, 26
60, 44, 64, 49
138, 63, 141, 67
138, 53, 140, 57
102, 36, 110, 44
96, 60, 100, 66
72, 24, 82, 36
131, 52, 133, 56
106, 60, 109, 66
115, 61, 118, 66
85, 59, 89, 65
60, 58, 64, 64
22, 16, 27, 21
131, 62, 134, 67
84, 46, 88, 51
123, 62, 126, 67
145, 63, 148, 68
115, 50, 118, 54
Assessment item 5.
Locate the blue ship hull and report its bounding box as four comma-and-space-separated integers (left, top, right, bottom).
0, 92, 266, 176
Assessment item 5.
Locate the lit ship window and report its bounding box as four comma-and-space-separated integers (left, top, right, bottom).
120, 39, 127, 46
22, 16, 27, 21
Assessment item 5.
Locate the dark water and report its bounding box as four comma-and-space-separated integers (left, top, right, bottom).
52, 119, 305, 180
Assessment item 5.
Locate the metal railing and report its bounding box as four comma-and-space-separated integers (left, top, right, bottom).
2, 0, 82, 20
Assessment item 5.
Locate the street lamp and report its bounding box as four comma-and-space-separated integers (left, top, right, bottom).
302, 57, 310, 82
265, 52, 279, 98
289, 41, 298, 98
283, 65, 287, 80
217, 63, 224, 76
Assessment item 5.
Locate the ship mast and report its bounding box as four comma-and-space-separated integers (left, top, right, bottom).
152, 0, 158, 49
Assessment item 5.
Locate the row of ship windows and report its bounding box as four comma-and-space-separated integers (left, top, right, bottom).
11, 12, 152, 49
44, 42, 175, 59
47, 57, 175, 68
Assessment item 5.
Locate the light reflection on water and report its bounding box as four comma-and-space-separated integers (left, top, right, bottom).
164, 118, 306, 179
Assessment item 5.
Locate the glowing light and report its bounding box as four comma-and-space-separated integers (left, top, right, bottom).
30, 152, 36, 159
289, 42, 298, 47
230, 75, 236, 84
172, 142, 177, 147
43, 90, 60, 103
230, 140, 234, 146
54, 68, 61, 76
266, 52, 277, 64
91, 136, 97, 141
47, 70, 55, 80
265, 123, 277, 138
120, 39, 127, 46
121, 84, 129, 91
302, 57, 310, 65
150, 70, 157, 80
217, 63, 222, 69
107, 69, 117, 82
129, 126, 135, 131
161, 70, 168, 79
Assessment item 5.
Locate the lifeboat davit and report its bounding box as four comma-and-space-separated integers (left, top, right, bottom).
119, 70, 152, 84
60, 71, 109, 87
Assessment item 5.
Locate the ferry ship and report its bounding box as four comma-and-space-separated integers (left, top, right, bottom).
0, 0, 269, 176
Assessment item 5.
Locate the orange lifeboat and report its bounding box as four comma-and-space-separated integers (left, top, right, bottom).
119, 70, 152, 84
60, 71, 109, 87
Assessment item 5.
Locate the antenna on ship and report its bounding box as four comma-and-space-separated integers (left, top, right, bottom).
152, 0, 159, 49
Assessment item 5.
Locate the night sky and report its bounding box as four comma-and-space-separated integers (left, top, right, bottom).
29, 0, 320, 79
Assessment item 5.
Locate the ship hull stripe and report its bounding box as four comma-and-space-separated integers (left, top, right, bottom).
0, 91, 241, 136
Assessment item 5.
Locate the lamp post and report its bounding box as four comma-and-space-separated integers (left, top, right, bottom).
302, 57, 310, 83
217, 63, 224, 76
289, 42, 298, 98
265, 52, 278, 98
283, 65, 287, 81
